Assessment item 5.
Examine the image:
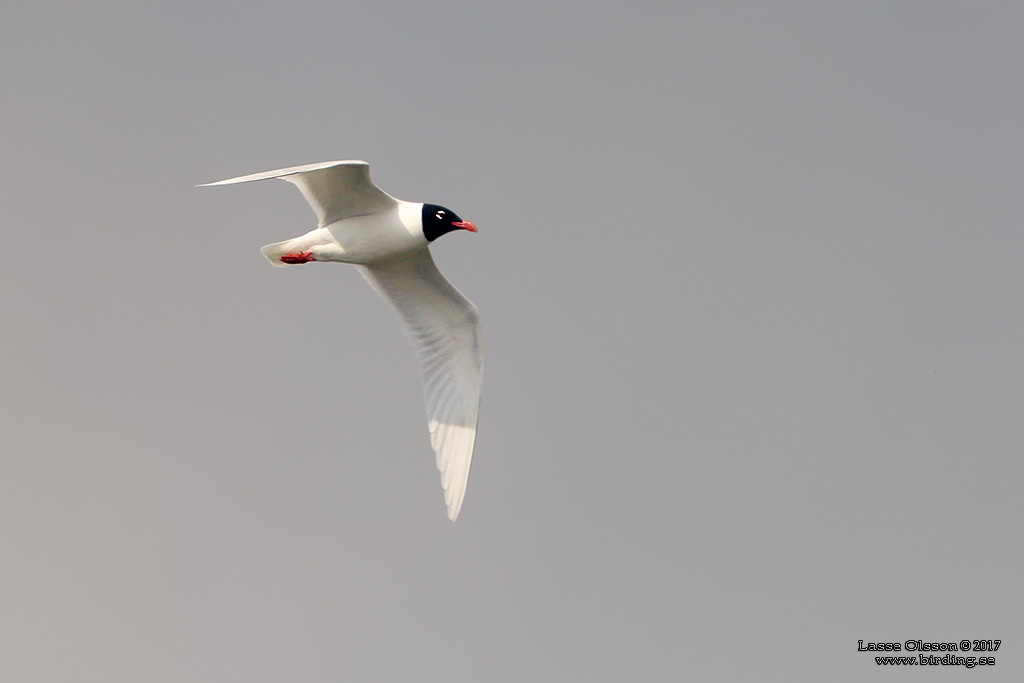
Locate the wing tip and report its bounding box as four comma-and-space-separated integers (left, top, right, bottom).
195, 159, 371, 188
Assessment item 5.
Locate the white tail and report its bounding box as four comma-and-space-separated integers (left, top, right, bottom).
261, 239, 303, 267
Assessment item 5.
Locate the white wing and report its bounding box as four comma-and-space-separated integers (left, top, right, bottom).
198, 160, 398, 227
358, 250, 483, 521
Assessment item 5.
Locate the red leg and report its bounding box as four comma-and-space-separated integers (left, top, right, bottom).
280, 251, 315, 264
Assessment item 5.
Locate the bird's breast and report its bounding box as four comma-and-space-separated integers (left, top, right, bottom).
324, 210, 427, 264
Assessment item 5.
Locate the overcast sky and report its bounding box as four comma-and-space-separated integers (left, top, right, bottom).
2, 2, 1022, 681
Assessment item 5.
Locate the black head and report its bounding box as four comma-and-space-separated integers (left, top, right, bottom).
421, 203, 478, 242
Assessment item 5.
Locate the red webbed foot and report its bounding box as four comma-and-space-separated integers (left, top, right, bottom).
280, 251, 315, 264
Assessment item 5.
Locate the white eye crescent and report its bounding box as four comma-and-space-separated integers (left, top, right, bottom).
436, 210, 445, 219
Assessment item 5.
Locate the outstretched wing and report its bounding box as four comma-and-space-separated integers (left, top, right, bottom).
357, 250, 483, 521
198, 160, 398, 227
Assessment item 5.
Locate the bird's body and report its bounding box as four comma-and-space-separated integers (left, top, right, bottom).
200, 160, 482, 520
261, 202, 427, 266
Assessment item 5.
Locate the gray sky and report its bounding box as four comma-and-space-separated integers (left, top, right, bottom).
2, 2, 1022, 681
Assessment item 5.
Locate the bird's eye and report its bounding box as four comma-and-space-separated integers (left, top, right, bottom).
436, 210, 445, 220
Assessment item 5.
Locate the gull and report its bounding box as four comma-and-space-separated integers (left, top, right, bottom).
200, 160, 482, 520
